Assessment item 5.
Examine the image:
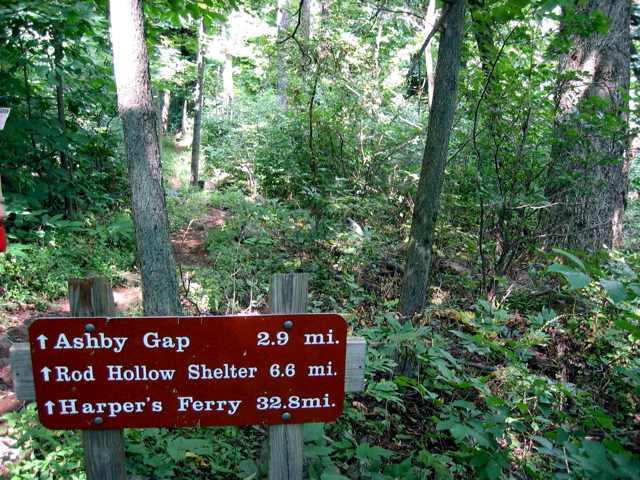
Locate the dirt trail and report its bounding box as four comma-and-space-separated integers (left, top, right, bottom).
0, 206, 225, 420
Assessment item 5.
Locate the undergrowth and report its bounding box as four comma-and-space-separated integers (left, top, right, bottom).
2, 142, 639, 480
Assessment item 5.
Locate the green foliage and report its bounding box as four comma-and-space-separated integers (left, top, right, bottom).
125, 426, 260, 479
0, 214, 135, 306
0, 0, 127, 228
1, 0, 639, 479
4, 404, 84, 480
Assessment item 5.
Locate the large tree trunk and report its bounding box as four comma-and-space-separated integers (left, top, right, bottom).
160, 89, 170, 135
399, 0, 466, 321
53, 30, 73, 218
191, 18, 205, 187
276, 0, 290, 108
545, 0, 631, 250
108, 0, 181, 316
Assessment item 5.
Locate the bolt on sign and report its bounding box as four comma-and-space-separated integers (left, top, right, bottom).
28, 314, 347, 429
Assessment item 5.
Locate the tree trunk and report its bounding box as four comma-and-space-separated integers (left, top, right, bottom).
373, 12, 384, 76
160, 89, 170, 134
53, 30, 73, 218
299, 0, 311, 72
18, 35, 35, 148
276, 0, 290, 108
181, 97, 188, 136
424, 0, 436, 108
191, 18, 205, 187
222, 27, 234, 113
545, 0, 631, 250
108, 0, 181, 316
399, 0, 466, 322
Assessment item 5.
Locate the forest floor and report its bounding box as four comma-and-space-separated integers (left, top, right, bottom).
1, 138, 638, 479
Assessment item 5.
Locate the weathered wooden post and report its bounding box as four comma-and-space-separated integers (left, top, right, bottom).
68, 276, 127, 480
268, 273, 307, 479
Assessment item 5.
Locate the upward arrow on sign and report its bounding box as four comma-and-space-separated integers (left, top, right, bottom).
36, 335, 47, 350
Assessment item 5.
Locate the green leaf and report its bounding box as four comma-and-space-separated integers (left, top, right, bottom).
548, 264, 591, 290
320, 474, 350, 480
166, 438, 213, 461
484, 459, 502, 480
627, 283, 640, 298
355, 442, 393, 461
551, 248, 586, 271
304, 445, 334, 457
599, 279, 627, 304
449, 423, 473, 441
614, 318, 640, 337
303, 423, 324, 442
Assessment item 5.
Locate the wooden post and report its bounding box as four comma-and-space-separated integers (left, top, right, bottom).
68, 276, 127, 480
268, 273, 307, 480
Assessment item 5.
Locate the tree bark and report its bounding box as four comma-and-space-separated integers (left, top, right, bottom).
276, 0, 290, 108
181, 97, 189, 136
191, 18, 205, 187
424, 0, 436, 108
299, 0, 311, 72
53, 30, 73, 218
108, 0, 181, 316
18, 35, 35, 148
160, 89, 170, 135
545, 0, 631, 250
399, 0, 466, 321
222, 26, 234, 113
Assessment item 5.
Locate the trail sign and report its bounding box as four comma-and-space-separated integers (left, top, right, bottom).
28, 314, 347, 429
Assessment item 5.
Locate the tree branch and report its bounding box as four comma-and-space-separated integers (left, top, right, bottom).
407, 2, 451, 77
277, 0, 313, 65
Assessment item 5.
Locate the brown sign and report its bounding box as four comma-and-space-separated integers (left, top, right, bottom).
28, 314, 347, 429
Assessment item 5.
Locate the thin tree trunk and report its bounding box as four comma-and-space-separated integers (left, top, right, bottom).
424, 0, 436, 108
276, 0, 290, 108
160, 89, 170, 134
53, 30, 72, 218
18, 36, 35, 148
299, 0, 311, 72
399, 0, 466, 322
373, 12, 384, 76
181, 97, 188, 136
222, 26, 234, 113
191, 18, 205, 187
108, 0, 181, 316
545, 0, 631, 250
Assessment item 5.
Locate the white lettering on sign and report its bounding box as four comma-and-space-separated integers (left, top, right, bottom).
29, 314, 349, 428
256, 331, 289, 346
45, 398, 163, 417
307, 362, 336, 377
43, 365, 96, 382
176, 396, 242, 415
303, 329, 338, 345
53, 333, 128, 353
256, 394, 335, 410
107, 364, 176, 381
142, 332, 190, 352
187, 363, 257, 380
